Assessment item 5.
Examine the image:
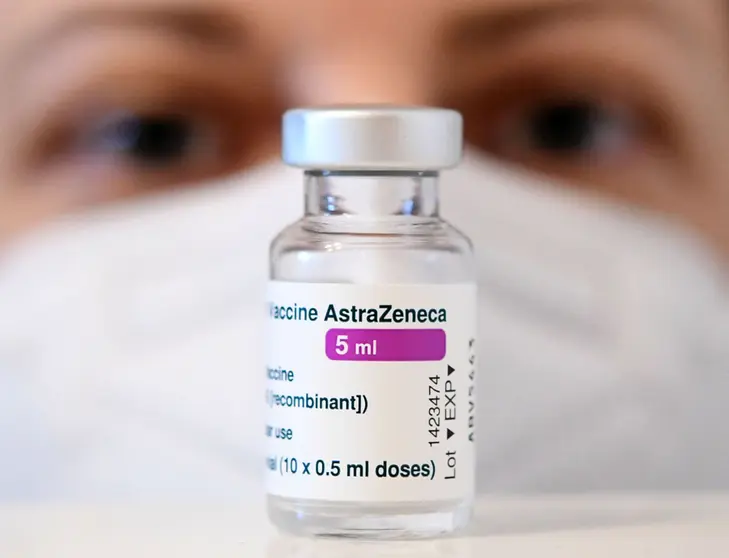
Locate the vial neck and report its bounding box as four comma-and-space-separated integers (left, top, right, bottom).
305, 171, 440, 218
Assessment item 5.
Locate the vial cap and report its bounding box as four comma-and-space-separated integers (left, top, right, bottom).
282, 106, 463, 171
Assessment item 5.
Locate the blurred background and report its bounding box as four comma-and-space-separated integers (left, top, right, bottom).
0, 0, 728, 501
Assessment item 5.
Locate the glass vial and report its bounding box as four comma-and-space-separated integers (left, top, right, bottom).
266, 107, 477, 539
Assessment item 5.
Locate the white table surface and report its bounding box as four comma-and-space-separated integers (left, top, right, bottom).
2, 494, 728, 557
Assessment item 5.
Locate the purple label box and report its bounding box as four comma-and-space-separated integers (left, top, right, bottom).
325, 328, 446, 362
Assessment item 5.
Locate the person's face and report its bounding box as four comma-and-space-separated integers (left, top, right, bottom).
2, 0, 729, 253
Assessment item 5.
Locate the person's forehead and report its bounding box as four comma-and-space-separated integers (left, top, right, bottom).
2, 0, 725, 61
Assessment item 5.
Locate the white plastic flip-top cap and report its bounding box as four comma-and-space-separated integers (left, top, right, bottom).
282, 106, 463, 171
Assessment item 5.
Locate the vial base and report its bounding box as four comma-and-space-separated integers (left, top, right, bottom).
267, 495, 472, 540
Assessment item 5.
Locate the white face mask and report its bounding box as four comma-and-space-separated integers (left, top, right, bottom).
0, 163, 302, 499
446, 155, 729, 491
0, 154, 727, 500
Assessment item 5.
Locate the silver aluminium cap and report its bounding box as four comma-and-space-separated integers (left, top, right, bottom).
282, 106, 463, 171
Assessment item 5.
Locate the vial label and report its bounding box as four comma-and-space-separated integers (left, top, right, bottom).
265, 281, 477, 503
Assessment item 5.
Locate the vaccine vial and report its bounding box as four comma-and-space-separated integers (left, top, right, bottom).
266, 107, 477, 539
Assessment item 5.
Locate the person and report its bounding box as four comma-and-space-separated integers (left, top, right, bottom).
0, 0, 727, 499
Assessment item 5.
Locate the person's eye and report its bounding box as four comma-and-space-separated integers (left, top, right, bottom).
444, 33, 689, 208
53, 101, 254, 195
16, 78, 280, 201
83, 111, 219, 170
468, 93, 644, 170
502, 98, 635, 160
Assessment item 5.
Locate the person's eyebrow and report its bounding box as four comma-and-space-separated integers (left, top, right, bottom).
11, 6, 248, 67
445, 0, 692, 50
